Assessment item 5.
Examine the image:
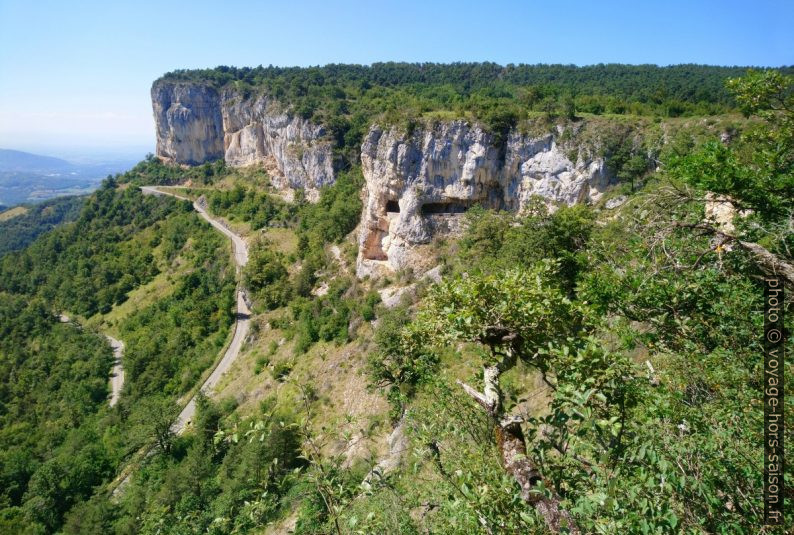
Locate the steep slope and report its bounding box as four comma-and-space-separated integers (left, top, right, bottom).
140, 185, 251, 434
357, 121, 613, 276
0, 175, 237, 532
131, 67, 792, 534
2, 66, 790, 534
151, 69, 755, 280
0, 195, 85, 254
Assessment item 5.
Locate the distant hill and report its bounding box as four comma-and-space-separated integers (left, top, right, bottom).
0, 148, 139, 206
0, 149, 77, 173
0, 196, 85, 255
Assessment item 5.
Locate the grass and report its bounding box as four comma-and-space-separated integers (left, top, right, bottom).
0, 205, 28, 221
262, 227, 298, 256
85, 228, 190, 336
86, 262, 184, 336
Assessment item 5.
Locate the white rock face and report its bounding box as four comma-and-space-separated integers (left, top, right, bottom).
605, 195, 628, 209
152, 84, 617, 278
152, 82, 225, 165
219, 89, 335, 198
153, 82, 335, 199
357, 122, 614, 277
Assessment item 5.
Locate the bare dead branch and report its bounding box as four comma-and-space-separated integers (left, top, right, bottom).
674, 222, 794, 285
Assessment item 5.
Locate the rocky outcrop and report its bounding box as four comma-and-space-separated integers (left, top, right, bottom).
357, 122, 613, 277
152, 81, 335, 199
153, 83, 224, 165
153, 82, 618, 278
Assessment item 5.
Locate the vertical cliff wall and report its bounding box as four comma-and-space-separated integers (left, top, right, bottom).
356, 122, 613, 277
152, 82, 618, 278
152, 82, 225, 166
152, 81, 335, 199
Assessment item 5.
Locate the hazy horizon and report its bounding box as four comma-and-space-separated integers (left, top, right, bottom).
1, 0, 792, 154
0, 144, 154, 164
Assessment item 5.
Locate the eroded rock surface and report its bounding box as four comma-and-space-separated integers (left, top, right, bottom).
152, 84, 618, 278
153, 81, 334, 199
152, 82, 224, 166
357, 122, 614, 277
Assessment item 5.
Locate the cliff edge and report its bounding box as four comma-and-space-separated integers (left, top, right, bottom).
152, 81, 335, 199
152, 81, 617, 278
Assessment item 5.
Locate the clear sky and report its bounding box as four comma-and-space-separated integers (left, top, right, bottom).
0, 0, 792, 158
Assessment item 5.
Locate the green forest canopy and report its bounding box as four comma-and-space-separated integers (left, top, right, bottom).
158, 63, 793, 168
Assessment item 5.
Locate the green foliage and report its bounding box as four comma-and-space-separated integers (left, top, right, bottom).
358, 290, 381, 322
0, 195, 85, 255
290, 278, 352, 354
120, 244, 235, 399
406, 380, 541, 533
160, 63, 778, 168
0, 166, 236, 532
0, 180, 177, 316
121, 153, 228, 186
115, 399, 305, 535
0, 296, 112, 528
399, 230, 790, 532
244, 240, 290, 309
296, 168, 363, 259
460, 201, 594, 295
206, 184, 294, 229
368, 307, 438, 419
381, 69, 794, 530
669, 71, 793, 221
4, 70, 793, 534
230, 169, 366, 356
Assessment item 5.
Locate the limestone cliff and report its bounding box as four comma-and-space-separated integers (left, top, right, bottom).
152, 81, 335, 199
356, 122, 613, 277
152, 82, 225, 166
152, 83, 617, 278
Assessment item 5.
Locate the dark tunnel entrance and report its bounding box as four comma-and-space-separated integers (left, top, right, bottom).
420, 201, 471, 215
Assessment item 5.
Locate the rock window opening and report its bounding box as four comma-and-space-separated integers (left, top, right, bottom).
420, 202, 470, 215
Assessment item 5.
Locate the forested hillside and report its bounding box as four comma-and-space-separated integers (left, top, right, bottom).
159, 62, 793, 170
0, 69, 791, 534
0, 179, 236, 533
0, 196, 86, 256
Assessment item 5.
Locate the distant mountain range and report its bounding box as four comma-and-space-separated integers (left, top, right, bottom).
0, 149, 78, 173
0, 149, 140, 206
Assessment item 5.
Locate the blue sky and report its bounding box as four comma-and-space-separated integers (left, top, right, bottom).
0, 0, 792, 158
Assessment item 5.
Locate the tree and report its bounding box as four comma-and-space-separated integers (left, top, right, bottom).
244, 240, 290, 309
666, 70, 794, 284
135, 397, 179, 454
562, 93, 577, 120
412, 262, 581, 533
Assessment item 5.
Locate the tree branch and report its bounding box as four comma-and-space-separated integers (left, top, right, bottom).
457, 357, 580, 533
456, 379, 495, 414
674, 222, 794, 285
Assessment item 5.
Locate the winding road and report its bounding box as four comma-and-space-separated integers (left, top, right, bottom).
140, 185, 250, 434
140, 186, 248, 267
109, 185, 252, 496
60, 314, 125, 407
107, 336, 125, 407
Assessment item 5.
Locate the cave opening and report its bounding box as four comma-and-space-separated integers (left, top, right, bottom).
420, 201, 471, 215
385, 200, 400, 213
